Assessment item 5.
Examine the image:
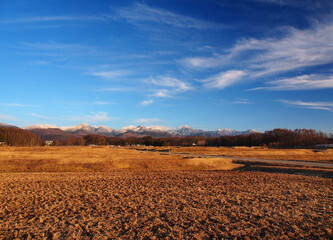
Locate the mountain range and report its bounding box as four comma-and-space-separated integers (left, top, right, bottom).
16, 123, 258, 140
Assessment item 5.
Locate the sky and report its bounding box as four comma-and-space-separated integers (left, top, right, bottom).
0, 0, 333, 132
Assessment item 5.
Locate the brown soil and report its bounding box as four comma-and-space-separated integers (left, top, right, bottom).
1, 171, 332, 239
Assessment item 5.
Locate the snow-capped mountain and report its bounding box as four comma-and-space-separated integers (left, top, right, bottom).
95, 125, 114, 134
23, 123, 259, 138
24, 124, 58, 130
168, 125, 205, 136
0, 122, 18, 128
60, 123, 115, 136
214, 128, 258, 136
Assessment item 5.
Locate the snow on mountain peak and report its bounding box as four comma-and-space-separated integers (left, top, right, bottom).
120, 125, 138, 132
21, 122, 259, 137
176, 125, 192, 130
147, 126, 170, 132
24, 124, 58, 130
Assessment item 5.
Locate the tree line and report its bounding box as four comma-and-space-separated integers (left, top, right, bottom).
57, 128, 332, 148
1, 127, 332, 148
0, 127, 41, 146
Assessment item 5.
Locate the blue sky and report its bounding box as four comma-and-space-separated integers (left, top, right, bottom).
0, 0, 333, 132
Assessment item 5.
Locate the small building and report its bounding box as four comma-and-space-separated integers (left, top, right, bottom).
0, 142, 6, 146
45, 140, 54, 146
314, 144, 333, 149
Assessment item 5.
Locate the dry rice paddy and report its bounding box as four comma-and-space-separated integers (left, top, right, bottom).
0, 147, 332, 239
1, 171, 332, 239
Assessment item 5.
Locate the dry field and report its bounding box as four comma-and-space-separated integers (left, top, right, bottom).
1, 146, 332, 239
0, 146, 241, 172
1, 171, 332, 239
162, 146, 333, 163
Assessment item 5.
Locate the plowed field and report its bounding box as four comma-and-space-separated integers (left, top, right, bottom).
1, 171, 332, 239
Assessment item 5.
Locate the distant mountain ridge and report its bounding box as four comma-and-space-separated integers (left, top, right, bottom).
22, 123, 258, 139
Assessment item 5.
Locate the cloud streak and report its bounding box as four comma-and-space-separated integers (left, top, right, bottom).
250, 74, 333, 91
0, 114, 19, 121
149, 76, 192, 92
203, 70, 246, 89
140, 100, 154, 106
29, 113, 53, 119
133, 118, 163, 124
67, 112, 113, 123
115, 2, 222, 30
0, 15, 114, 24
0, 103, 32, 107
279, 100, 333, 111
182, 20, 333, 89
88, 70, 129, 80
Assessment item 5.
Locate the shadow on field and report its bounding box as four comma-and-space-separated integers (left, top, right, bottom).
233, 160, 333, 178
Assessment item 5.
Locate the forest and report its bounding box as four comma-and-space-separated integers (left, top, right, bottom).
0, 127, 40, 146
1, 127, 331, 148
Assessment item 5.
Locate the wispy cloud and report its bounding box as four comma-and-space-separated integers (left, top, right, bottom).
279, 100, 333, 111
0, 103, 32, 107
182, 20, 333, 89
29, 113, 53, 119
140, 100, 154, 106
93, 101, 115, 105
0, 114, 19, 121
235, 21, 333, 77
233, 98, 250, 104
149, 76, 192, 91
67, 112, 113, 122
9, 41, 98, 59
94, 87, 139, 92
203, 70, 246, 89
1, 15, 114, 24
88, 70, 129, 80
20, 41, 88, 51
252, 0, 333, 9
28, 60, 51, 65
115, 2, 222, 30
133, 118, 163, 124
152, 89, 171, 98
250, 74, 333, 91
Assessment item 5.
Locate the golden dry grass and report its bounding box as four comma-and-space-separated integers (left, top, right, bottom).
0, 146, 241, 172
163, 146, 333, 162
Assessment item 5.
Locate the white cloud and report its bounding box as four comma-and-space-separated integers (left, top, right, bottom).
133, 118, 163, 124
181, 55, 230, 69
88, 70, 128, 80
29, 113, 53, 119
279, 100, 333, 111
152, 89, 171, 98
250, 74, 333, 91
149, 76, 192, 91
67, 112, 113, 123
182, 20, 333, 89
94, 87, 139, 92
0, 103, 32, 107
140, 100, 154, 106
233, 98, 250, 104
236, 22, 333, 77
1, 15, 113, 24
21, 41, 88, 51
252, 0, 333, 9
28, 60, 50, 65
203, 70, 246, 89
0, 114, 19, 121
93, 101, 114, 105
116, 2, 222, 30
